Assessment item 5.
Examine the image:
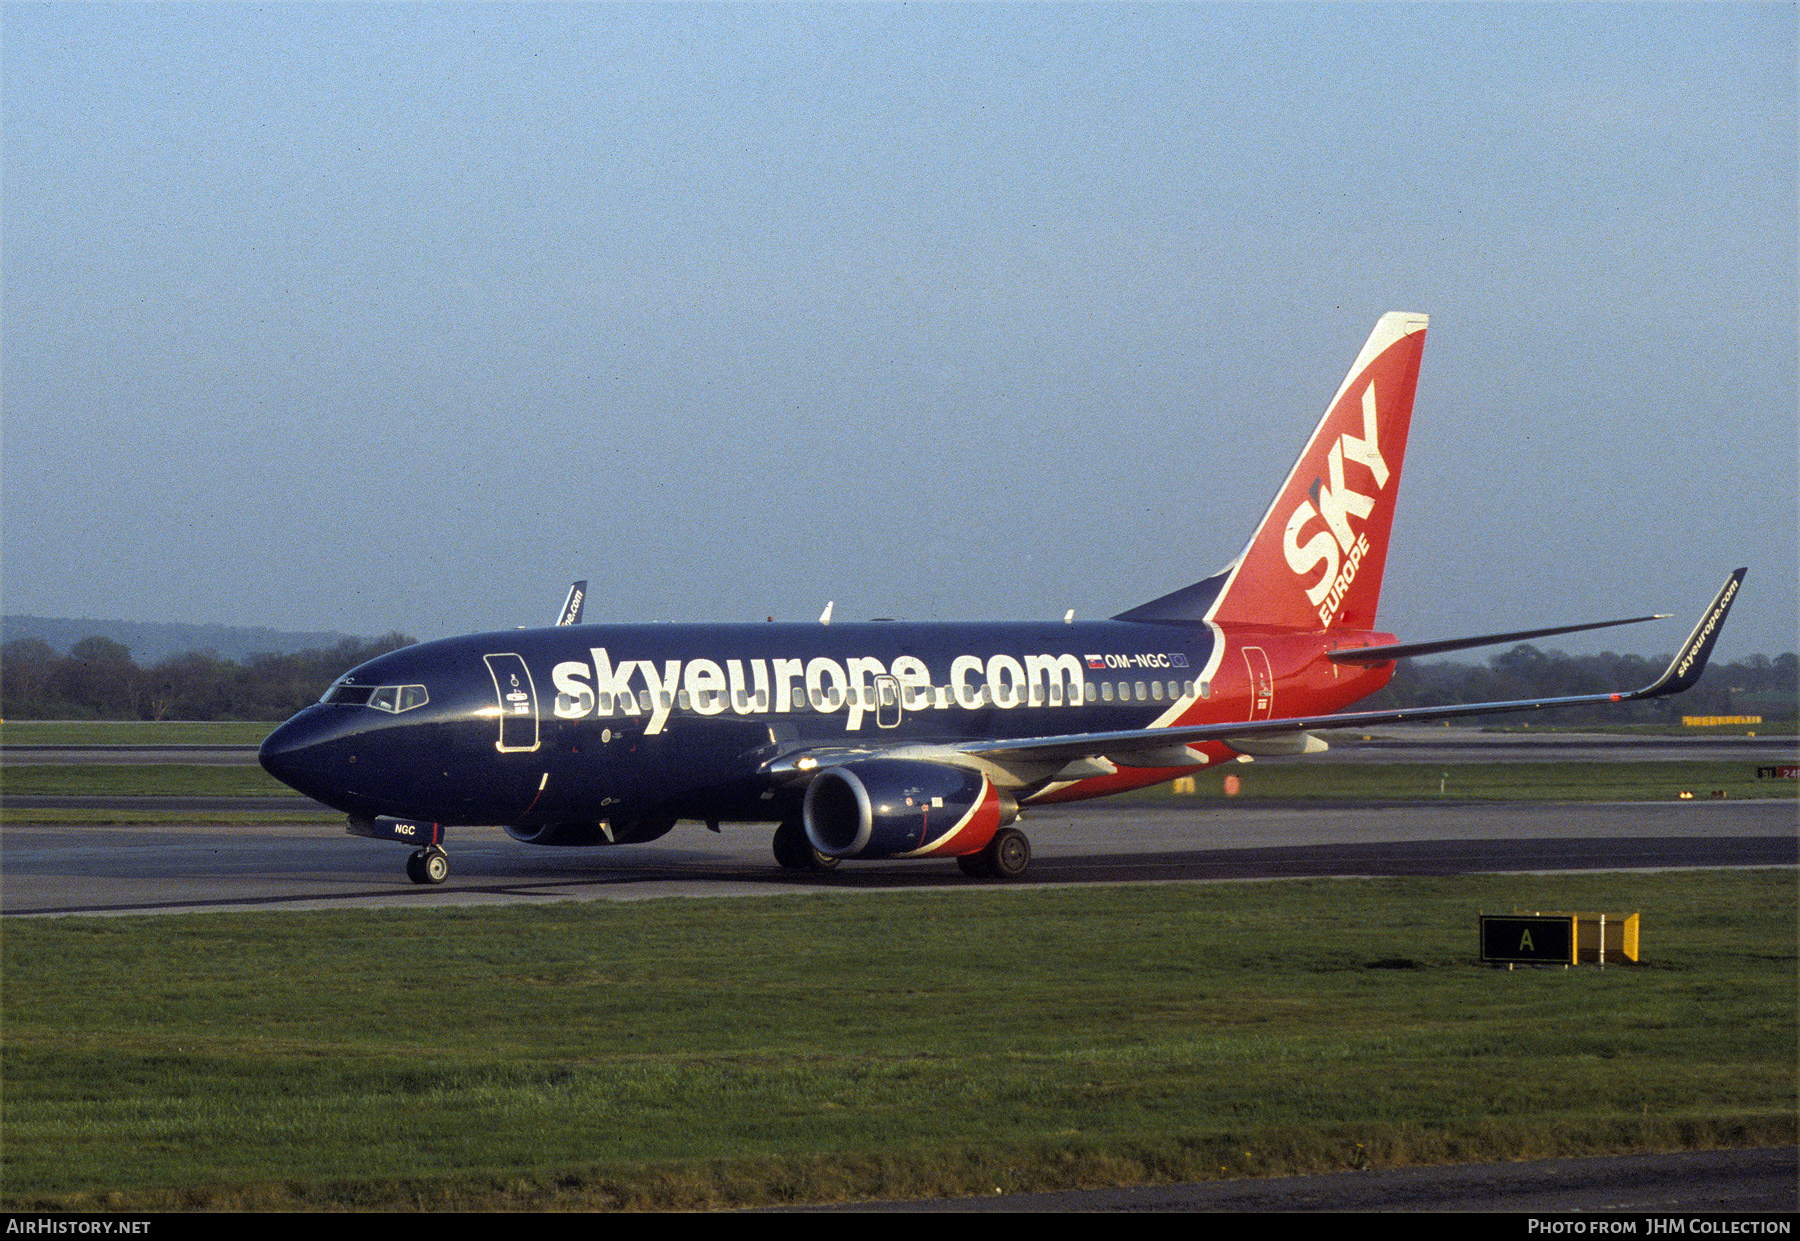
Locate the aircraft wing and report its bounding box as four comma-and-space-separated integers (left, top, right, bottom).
763, 569, 1746, 785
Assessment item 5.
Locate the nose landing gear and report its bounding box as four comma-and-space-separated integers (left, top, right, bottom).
404, 846, 450, 885
347, 816, 450, 886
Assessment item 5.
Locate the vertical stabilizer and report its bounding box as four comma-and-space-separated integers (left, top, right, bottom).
1207, 312, 1428, 631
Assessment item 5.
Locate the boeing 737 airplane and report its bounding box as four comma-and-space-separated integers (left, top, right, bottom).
259, 313, 1746, 885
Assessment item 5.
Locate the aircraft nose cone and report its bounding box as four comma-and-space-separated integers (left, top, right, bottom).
259, 710, 356, 808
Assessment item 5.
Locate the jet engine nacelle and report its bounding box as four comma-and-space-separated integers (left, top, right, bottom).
802, 758, 1016, 860
504, 816, 677, 847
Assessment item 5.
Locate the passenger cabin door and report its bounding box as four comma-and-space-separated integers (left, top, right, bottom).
483, 653, 541, 752
1241, 646, 1275, 721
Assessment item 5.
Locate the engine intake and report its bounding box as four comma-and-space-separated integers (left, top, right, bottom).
802, 758, 1016, 859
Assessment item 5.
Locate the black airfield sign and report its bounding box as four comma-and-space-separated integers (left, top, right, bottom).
1480, 914, 1576, 965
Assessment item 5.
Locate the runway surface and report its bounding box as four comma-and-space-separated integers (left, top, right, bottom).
4, 798, 1792, 917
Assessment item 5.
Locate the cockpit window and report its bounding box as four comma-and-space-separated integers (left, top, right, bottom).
322, 682, 428, 712
370, 684, 429, 713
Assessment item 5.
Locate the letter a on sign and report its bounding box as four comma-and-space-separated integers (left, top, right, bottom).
1480, 915, 1575, 965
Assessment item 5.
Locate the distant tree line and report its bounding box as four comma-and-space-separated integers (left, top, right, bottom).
0, 634, 1792, 724
1, 633, 416, 721
1359, 645, 1797, 726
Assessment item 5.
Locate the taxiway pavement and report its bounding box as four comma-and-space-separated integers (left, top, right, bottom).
4, 798, 1791, 918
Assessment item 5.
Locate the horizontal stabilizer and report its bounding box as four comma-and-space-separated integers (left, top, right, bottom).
1328, 613, 1671, 665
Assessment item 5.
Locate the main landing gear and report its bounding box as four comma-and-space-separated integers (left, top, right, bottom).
956, 826, 1032, 880
769, 819, 1033, 880
772, 820, 840, 872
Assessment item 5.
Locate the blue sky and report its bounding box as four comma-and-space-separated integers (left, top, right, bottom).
4, 3, 1794, 659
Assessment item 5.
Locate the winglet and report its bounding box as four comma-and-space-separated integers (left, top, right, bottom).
1628, 569, 1747, 700
557, 581, 588, 627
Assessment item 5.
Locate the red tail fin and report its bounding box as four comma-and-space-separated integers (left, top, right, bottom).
1209, 312, 1428, 632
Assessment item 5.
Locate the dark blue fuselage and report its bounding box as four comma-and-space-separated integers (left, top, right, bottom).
260, 619, 1225, 828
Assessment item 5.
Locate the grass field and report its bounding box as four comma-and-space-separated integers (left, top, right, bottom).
2, 870, 1793, 1211
1, 763, 302, 798
1173, 761, 1799, 802
0, 721, 278, 746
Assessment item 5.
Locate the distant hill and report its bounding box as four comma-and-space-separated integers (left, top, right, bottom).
2, 616, 362, 665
